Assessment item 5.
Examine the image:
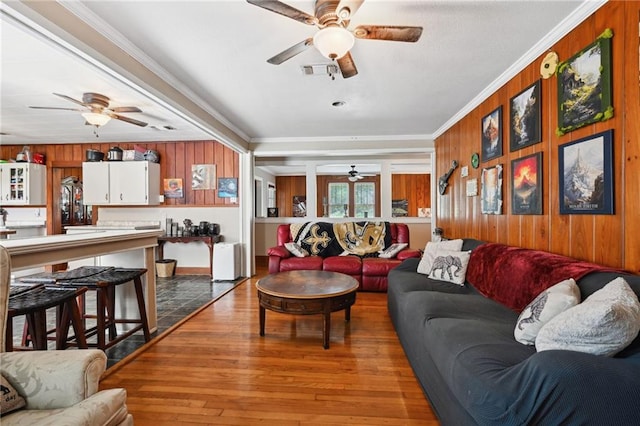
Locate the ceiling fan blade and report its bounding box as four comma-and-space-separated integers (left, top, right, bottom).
336, 0, 364, 21
28, 106, 83, 111
337, 52, 358, 79
353, 25, 423, 42
112, 106, 142, 113
246, 0, 317, 26
53, 93, 87, 106
108, 112, 148, 127
267, 38, 313, 64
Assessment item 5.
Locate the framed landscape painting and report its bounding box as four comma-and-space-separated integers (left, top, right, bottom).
556, 29, 613, 135
481, 164, 503, 215
510, 80, 541, 151
481, 106, 503, 162
511, 153, 542, 214
559, 130, 613, 214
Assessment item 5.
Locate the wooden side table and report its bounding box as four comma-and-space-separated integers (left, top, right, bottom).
157, 235, 222, 277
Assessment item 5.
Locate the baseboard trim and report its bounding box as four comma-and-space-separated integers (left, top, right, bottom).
174, 266, 210, 276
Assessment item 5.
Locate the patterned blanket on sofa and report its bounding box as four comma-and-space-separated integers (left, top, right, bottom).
290, 221, 392, 257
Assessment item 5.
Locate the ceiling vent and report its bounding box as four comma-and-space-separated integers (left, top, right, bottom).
301, 64, 340, 80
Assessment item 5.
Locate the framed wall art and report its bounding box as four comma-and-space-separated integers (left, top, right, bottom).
559, 129, 613, 214
510, 80, 541, 151
481, 164, 503, 215
481, 106, 503, 162
217, 177, 238, 198
511, 153, 542, 215
191, 164, 216, 190
556, 28, 613, 136
163, 178, 184, 199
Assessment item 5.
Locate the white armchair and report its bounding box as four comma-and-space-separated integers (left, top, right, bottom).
0, 246, 133, 425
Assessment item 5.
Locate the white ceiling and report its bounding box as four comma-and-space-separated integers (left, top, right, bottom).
0, 0, 603, 167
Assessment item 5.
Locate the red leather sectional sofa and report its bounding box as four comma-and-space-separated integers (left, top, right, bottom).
267, 222, 421, 291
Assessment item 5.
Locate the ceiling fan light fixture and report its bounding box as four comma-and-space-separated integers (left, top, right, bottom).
313, 26, 354, 60
81, 112, 111, 127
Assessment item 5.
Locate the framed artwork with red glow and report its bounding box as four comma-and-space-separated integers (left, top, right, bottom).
511, 153, 542, 215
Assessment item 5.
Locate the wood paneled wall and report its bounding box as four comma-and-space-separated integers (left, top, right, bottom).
275, 175, 306, 217
391, 174, 431, 216
0, 140, 239, 207
273, 174, 430, 217
435, 1, 640, 272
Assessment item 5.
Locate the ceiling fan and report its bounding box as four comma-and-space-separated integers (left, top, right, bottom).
246, 0, 423, 79
347, 165, 374, 181
29, 92, 148, 128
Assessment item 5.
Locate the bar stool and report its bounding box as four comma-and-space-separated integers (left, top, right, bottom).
7, 285, 88, 351
59, 268, 151, 350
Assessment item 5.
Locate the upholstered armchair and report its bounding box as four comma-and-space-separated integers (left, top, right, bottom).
0, 246, 133, 425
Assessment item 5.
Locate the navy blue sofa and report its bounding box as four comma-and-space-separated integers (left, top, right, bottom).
387, 239, 640, 425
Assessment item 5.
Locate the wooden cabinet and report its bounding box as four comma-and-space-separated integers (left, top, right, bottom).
0, 163, 46, 205
82, 161, 160, 205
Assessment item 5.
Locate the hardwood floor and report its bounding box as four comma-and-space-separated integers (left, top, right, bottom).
100, 269, 439, 425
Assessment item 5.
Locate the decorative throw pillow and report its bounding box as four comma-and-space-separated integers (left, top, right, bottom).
417, 239, 464, 275
378, 243, 408, 259
1, 375, 26, 416
514, 278, 580, 345
536, 277, 640, 356
284, 242, 309, 258
427, 249, 471, 286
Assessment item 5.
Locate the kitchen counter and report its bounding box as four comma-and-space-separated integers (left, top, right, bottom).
1, 229, 163, 331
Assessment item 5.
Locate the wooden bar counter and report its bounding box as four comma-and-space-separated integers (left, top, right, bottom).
0, 229, 163, 331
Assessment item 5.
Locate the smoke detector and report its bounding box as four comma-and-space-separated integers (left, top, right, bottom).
301, 64, 340, 80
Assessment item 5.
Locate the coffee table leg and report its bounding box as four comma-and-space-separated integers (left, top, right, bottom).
323, 310, 331, 350
259, 305, 266, 336
345, 306, 351, 322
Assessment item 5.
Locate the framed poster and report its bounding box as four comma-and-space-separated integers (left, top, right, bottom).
481, 106, 503, 162
293, 196, 306, 217
481, 164, 503, 215
510, 80, 541, 151
557, 29, 613, 135
392, 199, 409, 217
559, 130, 613, 214
511, 153, 542, 215
163, 178, 183, 199
191, 164, 216, 190
217, 178, 238, 198
267, 207, 278, 217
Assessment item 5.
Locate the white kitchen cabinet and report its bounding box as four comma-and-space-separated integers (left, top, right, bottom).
83, 161, 160, 205
0, 163, 46, 205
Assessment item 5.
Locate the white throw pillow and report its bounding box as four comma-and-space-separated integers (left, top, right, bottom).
378, 243, 408, 259
284, 242, 309, 258
426, 249, 471, 286
514, 278, 580, 345
536, 277, 640, 356
417, 239, 464, 275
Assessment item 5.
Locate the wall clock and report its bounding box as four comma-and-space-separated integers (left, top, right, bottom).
471, 153, 480, 169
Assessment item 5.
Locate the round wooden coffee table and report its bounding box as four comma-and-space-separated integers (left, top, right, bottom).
256, 270, 359, 349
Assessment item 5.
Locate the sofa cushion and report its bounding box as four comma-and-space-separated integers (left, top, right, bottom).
416, 239, 464, 275
1, 374, 26, 416
427, 250, 471, 286
279, 256, 323, 272
362, 257, 402, 276
536, 277, 640, 356
323, 256, 361, 275
389, 258, 475, 295
514, 278, 580, 345
284, 242, 309, 258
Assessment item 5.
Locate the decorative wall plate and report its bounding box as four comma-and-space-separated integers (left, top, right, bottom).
471, 153, 480, 169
